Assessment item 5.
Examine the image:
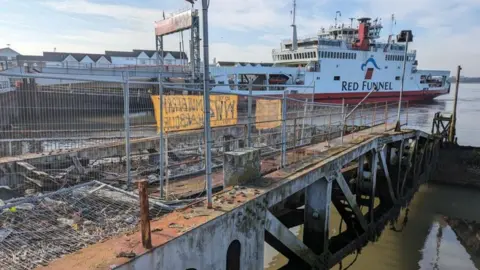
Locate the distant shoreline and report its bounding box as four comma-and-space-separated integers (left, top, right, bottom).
450, 81, 480, 84
449, 78, 480, 83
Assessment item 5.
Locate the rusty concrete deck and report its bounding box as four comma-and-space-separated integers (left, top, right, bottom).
34, 123, 409, 270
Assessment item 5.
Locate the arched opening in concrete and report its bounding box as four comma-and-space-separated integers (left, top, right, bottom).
226, 239, 241, 270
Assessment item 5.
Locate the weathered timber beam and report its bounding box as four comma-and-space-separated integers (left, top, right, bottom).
369, 149, 378, 223
396, 139, 405, 198
400, 139, 416, 196
304, 177, 332, 255
265, 211, 320, 267
414, 139, 427, 184
335, 172, 368, 231
378, 145, 397, 203
425, 140, 435, 180
357, 155, 364, 183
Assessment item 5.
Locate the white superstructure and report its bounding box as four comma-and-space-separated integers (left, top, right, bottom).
210, 12, 450, 104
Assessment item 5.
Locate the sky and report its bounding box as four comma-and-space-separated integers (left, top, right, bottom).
1, 0, 480, 76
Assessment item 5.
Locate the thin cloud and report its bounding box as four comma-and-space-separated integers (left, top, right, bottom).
4, 0, 480, 75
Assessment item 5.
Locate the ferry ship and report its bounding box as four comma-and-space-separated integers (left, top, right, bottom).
209, 8, 450, 104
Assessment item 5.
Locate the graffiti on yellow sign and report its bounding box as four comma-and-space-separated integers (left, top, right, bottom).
151, 95, 238, 132
255, 99, 282, 130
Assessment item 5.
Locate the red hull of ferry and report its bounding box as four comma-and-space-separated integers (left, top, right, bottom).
290, 89, 449, 104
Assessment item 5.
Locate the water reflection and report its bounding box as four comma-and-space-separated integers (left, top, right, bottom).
419, 217, 477, 270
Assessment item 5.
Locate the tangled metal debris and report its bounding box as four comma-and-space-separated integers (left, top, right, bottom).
0, 181, 170, 270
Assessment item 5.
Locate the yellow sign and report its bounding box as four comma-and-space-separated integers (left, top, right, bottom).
255, 99, 282, 130
151, 95, 238, 132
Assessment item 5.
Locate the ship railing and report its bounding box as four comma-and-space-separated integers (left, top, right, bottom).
281, 35, 319, 44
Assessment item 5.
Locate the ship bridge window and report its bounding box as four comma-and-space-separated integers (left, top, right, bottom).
395, 76, 401, 80
334, 76, 340, 81
319, 39, 342, 47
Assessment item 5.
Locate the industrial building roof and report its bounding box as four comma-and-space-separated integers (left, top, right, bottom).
15, 49, 187, 63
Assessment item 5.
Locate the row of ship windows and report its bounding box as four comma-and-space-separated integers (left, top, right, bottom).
275, 52, 414, 62
276, 54, 292, 61
385, 55, 415, 61
385, 55, 405, 61
294, 52, 317, 60
320, 51, 357, 60
275, 52, 317, 61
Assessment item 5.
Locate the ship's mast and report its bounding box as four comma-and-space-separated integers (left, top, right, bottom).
388, 14, 397, 44
291, 0, 298, 50
335, 11, 341, 28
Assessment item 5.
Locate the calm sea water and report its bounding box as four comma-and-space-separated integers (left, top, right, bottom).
265, 83, 480, 270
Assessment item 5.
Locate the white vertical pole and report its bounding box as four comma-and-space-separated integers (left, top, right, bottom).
202, 0, 213, 209
123, 72, 132, 187
157, 36, 165, 198
395, 32, 409, 131
281, 91, 288, 167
